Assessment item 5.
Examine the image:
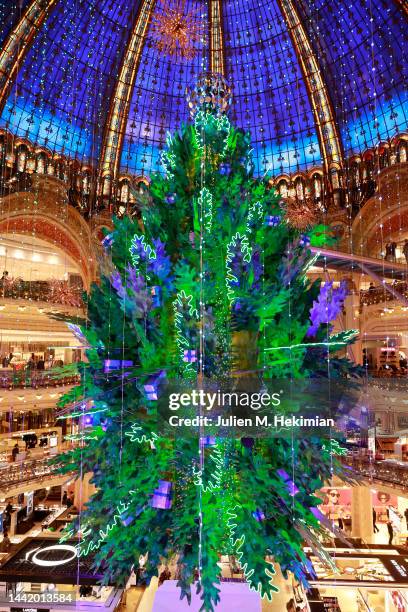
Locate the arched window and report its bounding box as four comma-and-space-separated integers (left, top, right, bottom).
82, 173, 90, 195
352, 162, 360, 187
103, 175, 111, 197
398, 141, 407, 164
295, 178, 304, 201
331, 168, 340, 190
36, 154, 45, 174
278, 180, 288, 199
363, 152, 374, 181
378, 147, 388, 169
119, 182, 129, 203
312, 174, 322, 199
16, 146, 27, 172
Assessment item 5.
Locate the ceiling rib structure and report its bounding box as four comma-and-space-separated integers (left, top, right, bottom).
0, 0, 405, 180
0, 0, 58, 116
277, 0, 344, 173
98, 0, 157, 184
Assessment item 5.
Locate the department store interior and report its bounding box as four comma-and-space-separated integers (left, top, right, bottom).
0, 0, 407, 611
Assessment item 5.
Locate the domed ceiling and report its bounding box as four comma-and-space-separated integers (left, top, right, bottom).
0, 0, 406, 178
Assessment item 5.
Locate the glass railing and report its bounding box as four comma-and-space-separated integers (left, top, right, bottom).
0, 278, 83, 308
345, 455, 408, 490
0, 457, 63, 492
0, 370, 80, 389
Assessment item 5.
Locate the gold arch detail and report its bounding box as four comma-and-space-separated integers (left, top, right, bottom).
277, 0, 344, 173
98, 0, 157, 180
208, 0, 225, 76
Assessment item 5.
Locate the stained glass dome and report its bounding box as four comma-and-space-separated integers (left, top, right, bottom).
0, 0, 406, 178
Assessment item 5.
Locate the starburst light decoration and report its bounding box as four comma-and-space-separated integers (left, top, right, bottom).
283, 197, 319, 230
151, 0, 203, 60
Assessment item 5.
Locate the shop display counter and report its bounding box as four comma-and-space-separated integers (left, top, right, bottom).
0, 537, 122, 611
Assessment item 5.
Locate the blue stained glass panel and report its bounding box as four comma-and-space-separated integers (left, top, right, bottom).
221, 0, 322, 175
296, 0, 408, 153
0, 0, 142, 162
120, 0, 208, 176
0, 0, 406, 174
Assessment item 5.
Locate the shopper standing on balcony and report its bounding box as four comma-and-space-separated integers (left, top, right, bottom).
403, 240, 408, 265
0, 271, 8, 295
391, 241, 397, 262
387, 520, 394, 545
373, 508, 379, 533
27, 353, 36, 370
11, 443, 19, 462
2, 353, 12, 368
1, 529, 10, 552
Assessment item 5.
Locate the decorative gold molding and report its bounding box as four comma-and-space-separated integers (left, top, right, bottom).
276, 0, 344, 173
0, 0, 58, 115
208, 0, 225, 75
99, 0, 157, 180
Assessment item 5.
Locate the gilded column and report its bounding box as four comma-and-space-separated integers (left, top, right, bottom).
351, 485, 374, 543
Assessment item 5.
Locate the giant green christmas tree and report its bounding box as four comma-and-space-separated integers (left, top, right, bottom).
58, 75, 359, 611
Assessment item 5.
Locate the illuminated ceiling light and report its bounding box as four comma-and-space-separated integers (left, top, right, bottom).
32, 252, 42, 262
0, 305, 5, 311
26, 544, 78, 567
14, 249, 24, 259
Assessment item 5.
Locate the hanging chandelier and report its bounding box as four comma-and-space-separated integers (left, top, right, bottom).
150, 0, 203, 60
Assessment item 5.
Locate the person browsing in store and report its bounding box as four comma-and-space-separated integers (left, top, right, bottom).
403, 239, 408, 265
373, 508, 379, 533
11, 443, 19, 462
27, 353, 36, 370
1, 528, 10, 552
